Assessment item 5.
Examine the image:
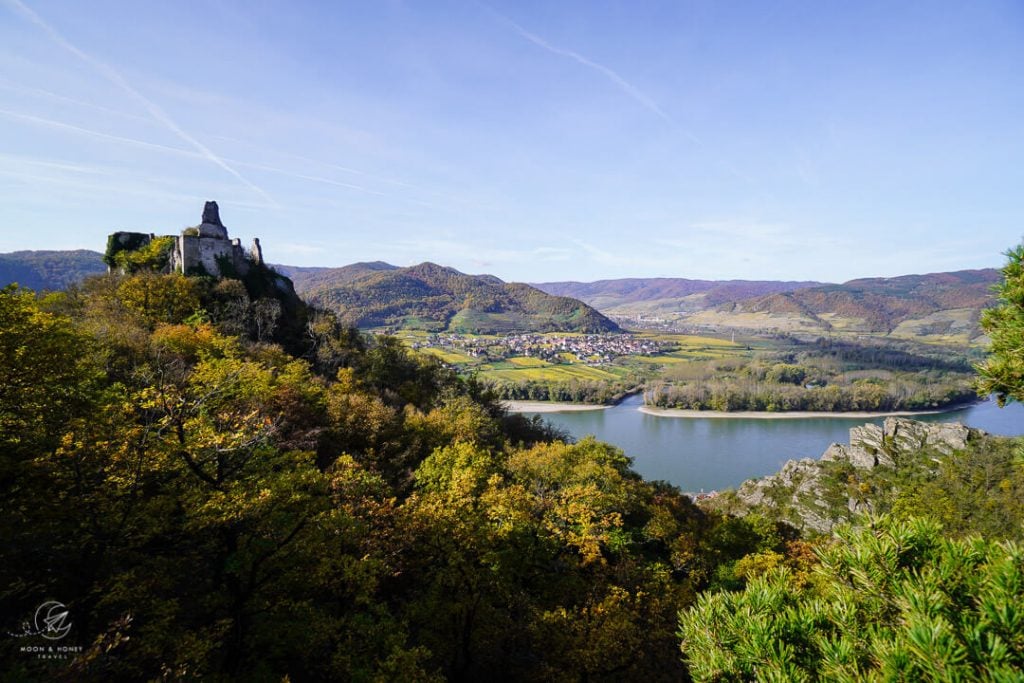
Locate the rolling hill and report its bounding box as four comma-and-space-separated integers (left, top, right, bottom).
536, 270, 1001, 344
534, 277, 824, 315
690, 269, 999, 341
281, 261, 620, 333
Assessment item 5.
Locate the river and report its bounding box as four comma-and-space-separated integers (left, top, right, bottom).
522, 395, 1024, 492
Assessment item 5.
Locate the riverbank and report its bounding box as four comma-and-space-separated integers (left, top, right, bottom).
638, 402, 980, 420
504, 401, 610, 413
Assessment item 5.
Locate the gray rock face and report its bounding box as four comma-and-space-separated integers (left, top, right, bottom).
734, 457, 835, 532
820, 442, 877, 469
822, 418, 973, 469
882, 417, 971, 454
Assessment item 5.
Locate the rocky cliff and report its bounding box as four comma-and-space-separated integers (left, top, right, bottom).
707, 417, 982, 533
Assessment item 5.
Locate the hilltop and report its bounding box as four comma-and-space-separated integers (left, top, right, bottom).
278, 261, 620, 334
274, 261, 399, 291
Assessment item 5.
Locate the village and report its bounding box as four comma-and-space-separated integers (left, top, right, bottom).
411, 332, 668, 365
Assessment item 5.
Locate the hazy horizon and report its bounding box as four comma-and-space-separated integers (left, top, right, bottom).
1, 0, 1021, 282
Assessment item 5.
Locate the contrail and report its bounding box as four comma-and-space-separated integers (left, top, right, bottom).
3, 0, 279, 207
0, 109, 393, 198
500, 11, 755, 181
0, 108, 208, 158
484, 6, 750, 168
485, 6, 677, 127
0, 78, 151, 122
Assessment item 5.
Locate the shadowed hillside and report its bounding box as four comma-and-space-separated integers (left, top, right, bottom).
0, 250, 106, 290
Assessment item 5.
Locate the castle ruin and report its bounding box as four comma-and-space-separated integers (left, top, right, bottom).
107, 201, 264, 277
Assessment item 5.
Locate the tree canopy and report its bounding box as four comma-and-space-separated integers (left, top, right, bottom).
679, 515, 1024, 682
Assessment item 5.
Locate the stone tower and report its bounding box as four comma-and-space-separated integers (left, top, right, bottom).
168, 201, 264, 277
198, 200, 229, 239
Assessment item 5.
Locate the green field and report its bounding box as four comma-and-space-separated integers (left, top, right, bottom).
480, 363, 628, 383
418, 347, 477, 364
506, 356, 549, 368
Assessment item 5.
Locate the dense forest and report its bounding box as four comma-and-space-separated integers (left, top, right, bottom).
2, 242, 1023, 680
483, 374, 646, 405
0, 269, 779, 680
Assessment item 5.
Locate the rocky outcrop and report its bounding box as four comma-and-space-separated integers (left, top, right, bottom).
820, 417, 972, 469
714, 418, 982, 534
732, 458, 841, 533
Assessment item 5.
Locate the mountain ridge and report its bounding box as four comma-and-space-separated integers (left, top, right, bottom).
534, 277, 825, 310
0, 250, 1000, 341
705, 268, 999, 339
536, 269, 1000, 343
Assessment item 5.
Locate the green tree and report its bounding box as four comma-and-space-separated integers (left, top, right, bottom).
679, 515, 1024, 681
977, 243, 1024, 405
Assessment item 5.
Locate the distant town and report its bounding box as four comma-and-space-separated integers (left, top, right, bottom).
410, 332, 668, 365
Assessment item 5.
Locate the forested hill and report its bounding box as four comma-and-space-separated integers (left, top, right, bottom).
701, 268, 1000, 338
533, 277, 824, 312
0, 249, 106, 290
279, 260, 620, 333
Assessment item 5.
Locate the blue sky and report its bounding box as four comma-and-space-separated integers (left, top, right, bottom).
1, 0, 1022, 282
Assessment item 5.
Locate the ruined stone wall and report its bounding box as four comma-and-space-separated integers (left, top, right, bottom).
170, 235, 251, 277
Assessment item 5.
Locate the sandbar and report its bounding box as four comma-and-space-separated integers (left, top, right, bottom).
638, 404, 973, 420
504, 401, 610, 413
